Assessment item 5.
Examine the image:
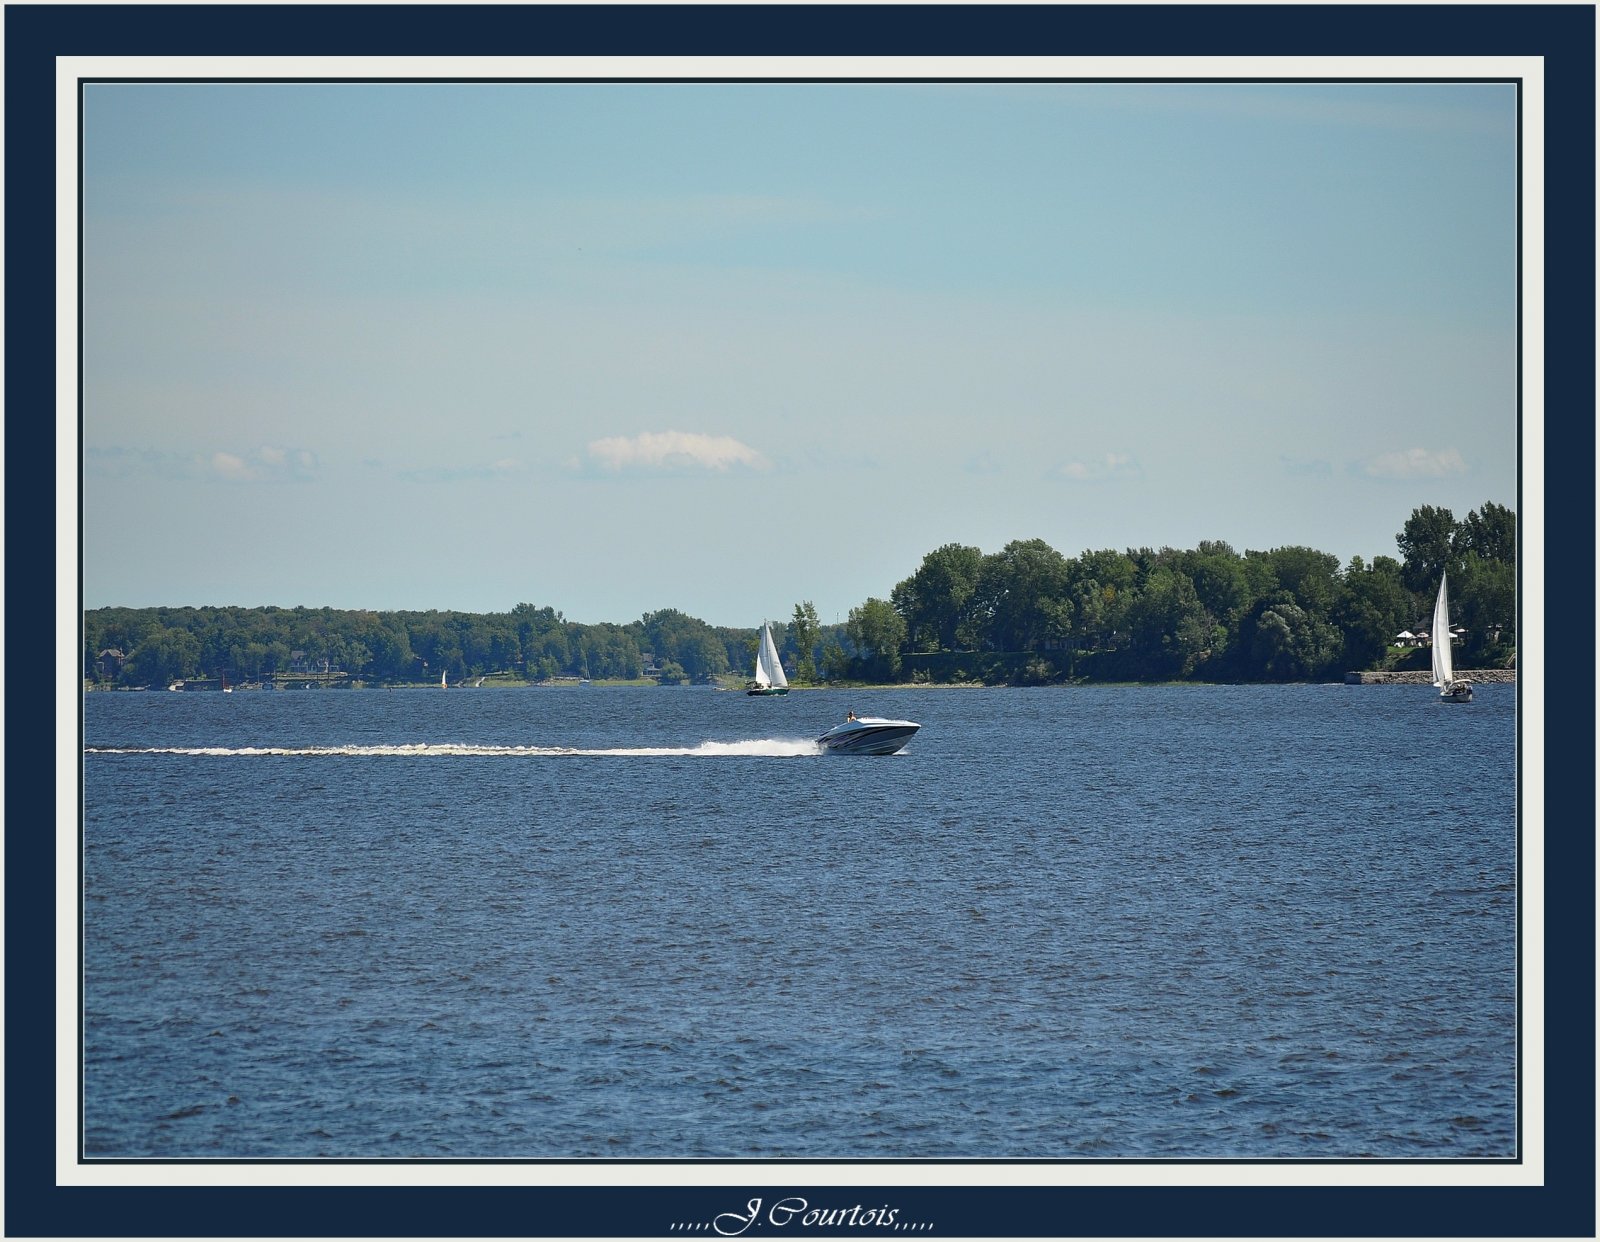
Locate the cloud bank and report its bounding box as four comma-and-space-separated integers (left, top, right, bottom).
208, 446, 319, 482
1361, 447, 1468, 479
583, 430, 770, 474
1051, 452, 1141, 482
85, 445, 319, 482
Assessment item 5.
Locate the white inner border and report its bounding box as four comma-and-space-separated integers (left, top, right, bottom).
58, 54, 1546, 1192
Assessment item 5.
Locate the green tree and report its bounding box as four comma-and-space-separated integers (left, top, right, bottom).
1397, 504, 1459, 594
1332, 555, 1412, 670
789, 601, 821, 683
1067, 549, 1138, 650
1458, 501, 1516, 566
1247, 600, 1342, 681
1169, 542, 1252, 625
230, 641, 271, 680
363, 621, 415, 681
1452, 552, 1517, 660
1252, 546, 1342, 616
967, 539, 1074, 652
1123, 567, 1218, 679
890, 543, 984, 652
642, 609, 730, 681
513, 604, 570, 680
820, 640, 850, 682
575, 623, 643, 679
847, 597, 907, 678
124, 625, 201, 686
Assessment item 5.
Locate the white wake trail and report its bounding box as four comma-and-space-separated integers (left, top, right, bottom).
85, 738, 824, 759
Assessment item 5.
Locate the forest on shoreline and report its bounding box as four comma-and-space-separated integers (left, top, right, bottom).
85, 502, 1515, 690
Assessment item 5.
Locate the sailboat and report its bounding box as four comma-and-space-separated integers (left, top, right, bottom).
1430, 573, 1473, 703
440, 668, 449, 690
746, 622, 790, 696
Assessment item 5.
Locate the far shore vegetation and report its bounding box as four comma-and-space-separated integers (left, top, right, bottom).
86, 502, 1515, 691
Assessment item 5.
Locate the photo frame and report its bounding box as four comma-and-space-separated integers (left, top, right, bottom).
11, 3, 1593, 1237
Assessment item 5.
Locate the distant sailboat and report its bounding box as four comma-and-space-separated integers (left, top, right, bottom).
221, 672, 233, 694
441, 669, 449, 690
1431, 573, 1472, 703
746, 622, 790, 696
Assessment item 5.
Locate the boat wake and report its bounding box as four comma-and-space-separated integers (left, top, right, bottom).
85, 738, 825, 759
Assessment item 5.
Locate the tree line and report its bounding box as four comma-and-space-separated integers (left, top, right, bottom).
840, 500, 1515, 683
85, 502, 1514, 688
84, 602, 783, 689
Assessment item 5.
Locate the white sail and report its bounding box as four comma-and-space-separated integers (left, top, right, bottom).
754, 622, 788, 689
1430, 574, 1454, 688
751, 624, 771, 687
764, 624, 789, 688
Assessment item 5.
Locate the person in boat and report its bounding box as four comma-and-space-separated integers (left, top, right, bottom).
846, 710, 856, 721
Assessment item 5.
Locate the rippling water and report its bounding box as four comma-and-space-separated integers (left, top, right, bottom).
81, 683, 1518, 1159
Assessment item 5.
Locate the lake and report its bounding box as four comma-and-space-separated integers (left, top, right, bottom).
80, 682, 1518, 1160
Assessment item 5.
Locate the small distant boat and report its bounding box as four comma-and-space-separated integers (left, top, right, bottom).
221, 672, 233, 694
746, 622, 789, 696
816, 713, 920, 755
1431, 573, 1472, 703
441, 669, 449, 690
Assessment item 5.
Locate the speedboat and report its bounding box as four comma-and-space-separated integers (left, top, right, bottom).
815, 715, 920, 755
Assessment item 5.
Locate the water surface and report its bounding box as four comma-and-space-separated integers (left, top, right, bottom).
81, 683, 1518, 1159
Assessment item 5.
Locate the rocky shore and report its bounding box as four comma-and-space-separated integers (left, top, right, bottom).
1344, 669, 1517, 685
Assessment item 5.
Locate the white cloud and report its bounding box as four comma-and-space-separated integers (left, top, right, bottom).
584, 430, 770, 474
210, 451, 253, 480
86, 445, 321, 483
204, 445, 319, 483
1051, 451, 1141, 482
1361, 446, 1468, 479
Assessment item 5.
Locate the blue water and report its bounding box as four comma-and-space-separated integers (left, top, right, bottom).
81, 683, 1518, 1160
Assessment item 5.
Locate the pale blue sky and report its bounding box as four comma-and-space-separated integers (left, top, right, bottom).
82, 80, 1518, 625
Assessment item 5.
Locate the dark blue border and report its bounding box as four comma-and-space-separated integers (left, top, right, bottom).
9, 4, 1593, 1237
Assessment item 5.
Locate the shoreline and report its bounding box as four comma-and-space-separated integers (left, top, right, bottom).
1342, 669, 1516, 685
87, 670, 1518, 692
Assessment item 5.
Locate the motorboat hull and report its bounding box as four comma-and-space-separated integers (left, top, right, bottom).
815, 717, 920, 755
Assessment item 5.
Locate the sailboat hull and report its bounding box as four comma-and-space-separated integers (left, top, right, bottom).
747, 687, 789, 696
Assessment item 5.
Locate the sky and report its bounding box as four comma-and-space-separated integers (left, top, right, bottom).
80, 79, 1519, 627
